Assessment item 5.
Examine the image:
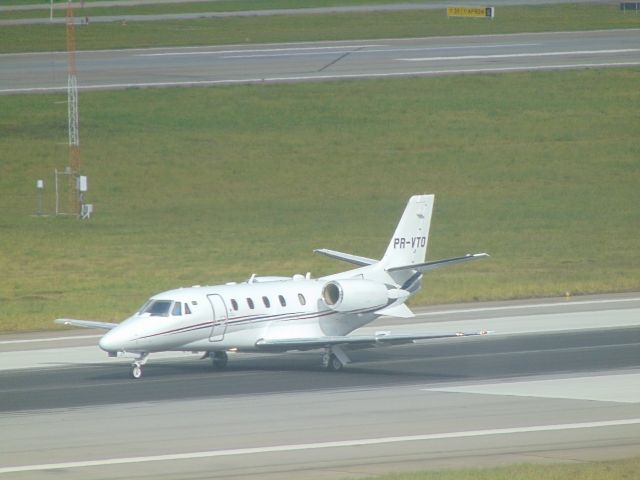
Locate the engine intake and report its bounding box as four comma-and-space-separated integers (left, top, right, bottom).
322, 279, 389, 313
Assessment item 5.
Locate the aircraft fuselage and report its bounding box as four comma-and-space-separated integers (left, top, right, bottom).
98, 278, 378, 355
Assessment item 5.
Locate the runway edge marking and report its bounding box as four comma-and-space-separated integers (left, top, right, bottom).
1, 418, 639, 474
0, 335, 102, 345
415, 296, 640, 317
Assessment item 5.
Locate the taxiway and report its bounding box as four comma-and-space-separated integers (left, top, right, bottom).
1, 29, 639, 94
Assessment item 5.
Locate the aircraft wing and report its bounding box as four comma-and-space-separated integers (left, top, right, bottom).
55, 318, 118, 330
255, 330, 487, 352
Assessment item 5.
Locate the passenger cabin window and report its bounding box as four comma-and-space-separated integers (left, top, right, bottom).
298, 293, 306, 306
262, 296, 270, 308
231, 299, 239, 311
278, 295, 286, 307
184, 303, 192, 314
247, 298, 255, 309
142, 300, 172, 317
172, 302, 182, 316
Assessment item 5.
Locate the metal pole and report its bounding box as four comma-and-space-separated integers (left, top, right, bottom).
50, 0, 54, 22
54, 169, 59, 215
37, 186, 43, 215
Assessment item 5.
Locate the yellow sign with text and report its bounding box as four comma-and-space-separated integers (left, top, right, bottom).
447, 6, 495, 18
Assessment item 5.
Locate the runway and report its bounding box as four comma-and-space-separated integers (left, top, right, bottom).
1, 293, 639, 478
1, 29, 639, 94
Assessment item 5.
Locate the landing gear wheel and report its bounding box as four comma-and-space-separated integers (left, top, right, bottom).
128, 353, 149, 380
212, 351, 228, 370
326, 354, 343, 372
130, 364, 143, 379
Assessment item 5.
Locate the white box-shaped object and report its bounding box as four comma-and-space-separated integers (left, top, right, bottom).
78, 176, 88, 192
81, 204, 93, 218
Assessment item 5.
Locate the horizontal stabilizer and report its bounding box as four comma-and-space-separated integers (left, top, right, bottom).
55, 318, 118, 330
314, 248, 378, 266
387, 252, 489, 273
255, 330, 488, 352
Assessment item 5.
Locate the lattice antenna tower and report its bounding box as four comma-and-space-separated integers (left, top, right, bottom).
66, 0, 81, 216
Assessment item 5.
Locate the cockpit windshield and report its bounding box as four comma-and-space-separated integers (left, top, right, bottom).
137, 300, 152, 314
140, 300, 173, 317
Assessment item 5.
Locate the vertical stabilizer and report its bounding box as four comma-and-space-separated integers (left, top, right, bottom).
381, 195, 434, 269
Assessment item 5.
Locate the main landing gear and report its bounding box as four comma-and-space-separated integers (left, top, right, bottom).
201, 351, 229, 370
130, 353, 149, 379
322, 345, 350, 372
211, 351, 228, 370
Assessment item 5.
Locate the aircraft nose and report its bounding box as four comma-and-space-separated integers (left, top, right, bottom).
99, 330, 123, 353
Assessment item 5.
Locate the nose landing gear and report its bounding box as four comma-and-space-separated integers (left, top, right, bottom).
129, 353, 149, 379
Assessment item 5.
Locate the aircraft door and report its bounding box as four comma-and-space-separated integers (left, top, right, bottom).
207, 294, 228, 342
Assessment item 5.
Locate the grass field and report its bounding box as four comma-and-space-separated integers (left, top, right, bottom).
2, 0, 98, 5
1, 67, 639, 332
1, 4, 639, 53
4, 0, 439, 17
364, 455, 640, 480
5, 0, 108, 5
4, 0, 432, 7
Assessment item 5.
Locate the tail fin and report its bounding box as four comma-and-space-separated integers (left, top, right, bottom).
381, 194, 434, 269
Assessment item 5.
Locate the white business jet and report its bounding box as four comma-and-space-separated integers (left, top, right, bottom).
56, 195, 488, 379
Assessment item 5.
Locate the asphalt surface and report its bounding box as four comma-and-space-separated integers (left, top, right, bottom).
2, 29, 639, 94
1, 294, 639, 478
1, 326, 639, 412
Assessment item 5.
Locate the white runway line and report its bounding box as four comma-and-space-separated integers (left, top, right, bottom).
397, 48, 640, 61
137, 44, 387, 56
221, 43, 540, 59
424, 373, 640, 404
416, 296, 640, 317
1, 418, 638, 474
0, 335, 101, 345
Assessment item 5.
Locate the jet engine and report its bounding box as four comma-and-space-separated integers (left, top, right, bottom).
321, 279, 389, 313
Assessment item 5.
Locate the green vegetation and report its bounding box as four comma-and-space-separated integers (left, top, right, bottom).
360, 455, 640, 480
1, 0, 83, 5
2, 4, 639, 53
3, 0, 435, 7
4, 0, 440, 18
1, 68, 639, 332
